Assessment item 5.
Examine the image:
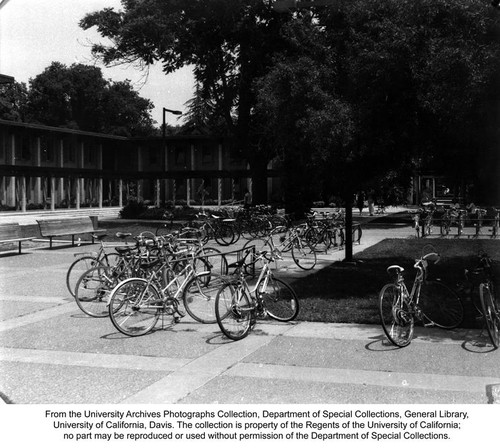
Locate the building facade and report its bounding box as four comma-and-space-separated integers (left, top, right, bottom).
0, 119, 283, 212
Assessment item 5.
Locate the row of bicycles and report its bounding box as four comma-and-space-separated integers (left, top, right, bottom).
379, 244, 499, 349
414, 200, 500, 238
65, 229, 299, 341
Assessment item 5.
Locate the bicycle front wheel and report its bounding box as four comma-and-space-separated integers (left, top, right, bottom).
379, 283, 414, 347
74, 266, 116, 317
257, 276, 299, 322
183, 273, 225, 324
215, 282, 253, 341
479, 283, 500, 348
419, 280, 463, 329
109, 278, 160, 337
291, 240, 317, 270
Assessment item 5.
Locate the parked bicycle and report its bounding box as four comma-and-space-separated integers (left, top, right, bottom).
244, 225, 317, 270
66, 232, 134, 298
464, 252, 499, 348
215, 248, 299, 341
379, 246, 464, 347
107, 245, 223, 336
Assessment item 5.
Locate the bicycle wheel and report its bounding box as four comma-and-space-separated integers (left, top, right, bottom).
66, 256, 102, 297
291, 240, 317, 270
156, 223, 173, 237
242, 238, 273, 275
257, 276, 299, 321
419, 280, 463, 329
214, 223, 235, 246
109, 278, 160, 337
215, 282, 253, 341
479, 283, 500, 348
379, 283, 414, 347
74, 266, 116, 317
183, 273, 225, 324
194, 246, 228, 276
440, 221, 450, 236
352, 224, 362, 244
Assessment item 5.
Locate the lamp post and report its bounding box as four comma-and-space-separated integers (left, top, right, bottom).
162, 107, 183, 139
162, 107, 182, 206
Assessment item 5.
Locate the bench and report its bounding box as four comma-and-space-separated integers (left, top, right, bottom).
0, 222, 33, 254
37, 217, 105, 249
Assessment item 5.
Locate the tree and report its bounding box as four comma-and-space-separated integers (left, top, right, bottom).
23, 62, 155, 136
80, 0, 292, 201
0, 81, 28, 121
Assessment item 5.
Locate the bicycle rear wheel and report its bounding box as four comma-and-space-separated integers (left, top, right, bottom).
291, 240, 317, 270
479, 283, 500, 348
74, 266, 116, 317
215, 282, 253, 341
109, 278, 160, 336
183, 273, 225, 324
379, 283, 414, 347
257, 276, 299, 321
66, 255, 101, 298
419, 280, 463, 329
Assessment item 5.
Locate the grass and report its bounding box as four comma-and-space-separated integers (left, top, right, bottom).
293, 238, 500, 328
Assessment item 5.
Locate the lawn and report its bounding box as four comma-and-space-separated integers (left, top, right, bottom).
293, 238, 500, 328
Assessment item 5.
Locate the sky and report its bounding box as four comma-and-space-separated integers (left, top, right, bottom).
0, 0, 194, 126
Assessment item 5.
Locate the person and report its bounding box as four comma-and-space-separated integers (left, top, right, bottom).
356, 191, 365, 215
244, 188, 252, 209
367, 190, 375, 216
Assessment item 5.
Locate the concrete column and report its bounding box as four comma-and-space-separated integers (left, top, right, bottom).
186, 179, 191, 206
50, 177, 56, 211
20, 176, 26, 212
118, 179, 123, 208
33, 137, 42, 204
98, 178, 103, 208
76, 178, 81, 209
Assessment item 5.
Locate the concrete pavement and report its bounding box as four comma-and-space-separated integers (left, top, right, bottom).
0, 211, 499, 405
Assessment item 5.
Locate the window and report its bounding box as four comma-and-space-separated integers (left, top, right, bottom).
175, 147, 186, 166
201, 145, 214, 165
40, 135, 54, 162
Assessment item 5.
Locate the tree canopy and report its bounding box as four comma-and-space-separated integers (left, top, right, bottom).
80, 0, 500, 205
1, 62, 156, 136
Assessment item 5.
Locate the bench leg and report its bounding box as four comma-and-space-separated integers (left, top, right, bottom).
72, 235, 75, 247
18, 241, 21, 254
49, 237, 53, 249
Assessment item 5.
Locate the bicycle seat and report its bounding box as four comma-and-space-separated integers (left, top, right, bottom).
93, 233, 107, 241
387, 265, 404, 274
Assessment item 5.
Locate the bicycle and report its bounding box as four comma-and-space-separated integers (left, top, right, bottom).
66, 232, 133, 298
73, 234, 167, 317
244, 225, 317, 270
440, 205, 466, 237
464, 253, 499, 348
379, 246, 464, 347
214, 248, 299, 341
107, 248, 221, 336
490, 208, 500, 238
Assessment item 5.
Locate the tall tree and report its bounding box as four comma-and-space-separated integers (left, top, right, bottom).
80, 0, 291, 201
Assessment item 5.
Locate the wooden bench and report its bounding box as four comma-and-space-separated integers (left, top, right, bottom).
0, 222, 33, 254
37, 217, 105, 249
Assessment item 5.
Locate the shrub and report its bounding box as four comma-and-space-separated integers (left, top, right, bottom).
119, 199, 148, 219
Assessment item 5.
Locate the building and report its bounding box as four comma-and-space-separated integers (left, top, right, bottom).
0, 119, 282, 212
